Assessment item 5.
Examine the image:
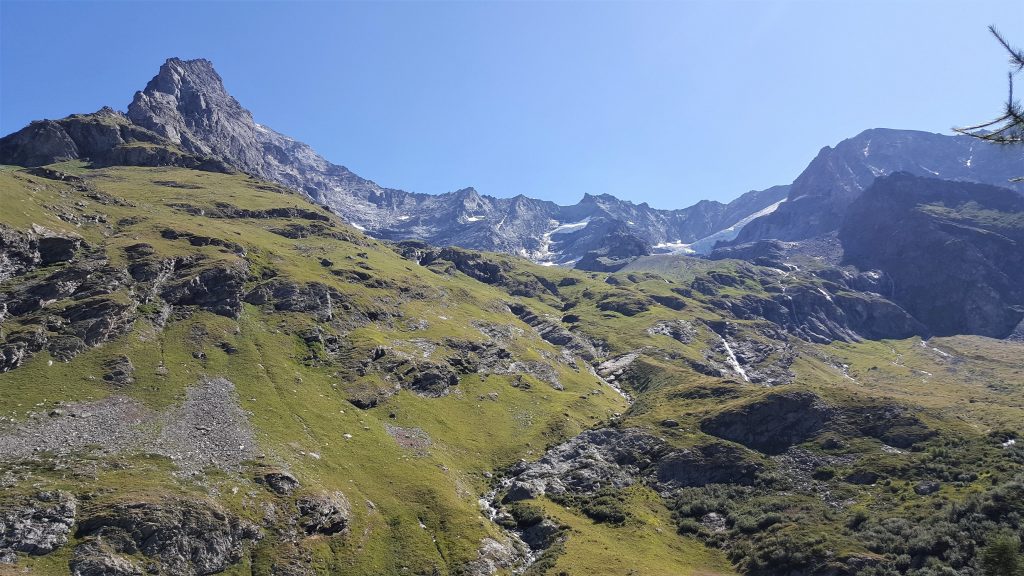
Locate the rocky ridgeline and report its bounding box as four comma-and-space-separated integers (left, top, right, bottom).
733, 128, 1024, 244
0, 107, 233, 173
0, 58, 794, 267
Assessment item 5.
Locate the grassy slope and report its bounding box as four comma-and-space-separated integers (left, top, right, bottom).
1, 163, 1021, 575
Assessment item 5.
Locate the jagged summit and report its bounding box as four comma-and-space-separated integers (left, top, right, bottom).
128, 57, 283, 184
128, 58, 251, 155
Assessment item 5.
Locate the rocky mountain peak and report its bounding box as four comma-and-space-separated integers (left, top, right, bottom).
143, 58, 230, 105
127, 57, 257, 164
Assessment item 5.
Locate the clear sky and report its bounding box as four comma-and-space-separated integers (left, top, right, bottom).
1, 1, 1022, 208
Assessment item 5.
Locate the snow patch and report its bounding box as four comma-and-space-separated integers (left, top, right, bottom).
465, 216, 485, 222
652, 241, 695, 255
350, 222, 366, 231
684, 198, 787, 254
530, 218, 591, 264
549, 218, 591, 235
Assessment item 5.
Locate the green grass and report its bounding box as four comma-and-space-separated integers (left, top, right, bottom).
1, 163, 1021, 575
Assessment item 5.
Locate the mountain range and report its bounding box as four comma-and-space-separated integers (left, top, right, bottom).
1, 56, 1023, 576
4, 58, 1023, 270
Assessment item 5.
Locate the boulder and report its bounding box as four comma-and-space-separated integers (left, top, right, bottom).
102, 355, 135, 387
260, 471, 300, 496
295, 492, 350, 535
70, 541, 144, 576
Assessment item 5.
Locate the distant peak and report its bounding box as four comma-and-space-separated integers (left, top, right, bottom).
145, 57, 226, 94
162, 57, 218, 74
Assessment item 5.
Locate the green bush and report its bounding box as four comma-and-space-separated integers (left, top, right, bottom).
980, 532, 1022, 576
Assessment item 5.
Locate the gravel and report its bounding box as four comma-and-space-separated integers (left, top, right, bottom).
0, 377, 257, 476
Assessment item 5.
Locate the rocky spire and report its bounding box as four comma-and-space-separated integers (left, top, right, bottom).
127, 58, 264, 173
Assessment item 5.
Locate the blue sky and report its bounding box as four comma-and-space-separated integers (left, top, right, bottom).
2, 1, 1022, 208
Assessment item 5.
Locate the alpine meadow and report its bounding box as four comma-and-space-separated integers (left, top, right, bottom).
0, 3, 1023, 576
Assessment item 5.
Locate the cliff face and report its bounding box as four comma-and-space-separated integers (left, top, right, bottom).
839, 172, 1024, 338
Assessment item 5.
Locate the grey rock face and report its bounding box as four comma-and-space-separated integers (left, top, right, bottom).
709, 278, 927, 344
508, 303, 597, 361
243, 279, 338, 321
0, 491, 78, 558
462, 537, 521, 576
161, 264, 247, 319
502, 428, 760, 501
574, 226, 650, 272
70, 541, 144, 576
74, 497, 261, 576
839, 173, 1024, 338
356, 346, 460, 398
0, 107, 233, 172
646, 320, 697, 344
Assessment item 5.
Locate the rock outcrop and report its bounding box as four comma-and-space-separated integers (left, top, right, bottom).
711, 282, 927, 343
700, 391, 832, 455
0, 108, 231, 172
74, 498, 261, 576
839, 173, 1024, 338
0, 491, 78, 559
501, 428, 760, 503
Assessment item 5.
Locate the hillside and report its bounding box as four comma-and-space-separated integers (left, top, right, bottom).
0, 160, 1021, 576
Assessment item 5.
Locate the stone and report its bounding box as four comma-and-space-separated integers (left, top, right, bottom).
70, 541, 144, 576
102, 355, 135, 387
296, 492, 350, 535
260, 471, 300, 496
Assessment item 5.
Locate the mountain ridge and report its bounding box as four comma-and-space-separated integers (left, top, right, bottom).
1, 57, 789, 266
731, 127, 1024, 245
